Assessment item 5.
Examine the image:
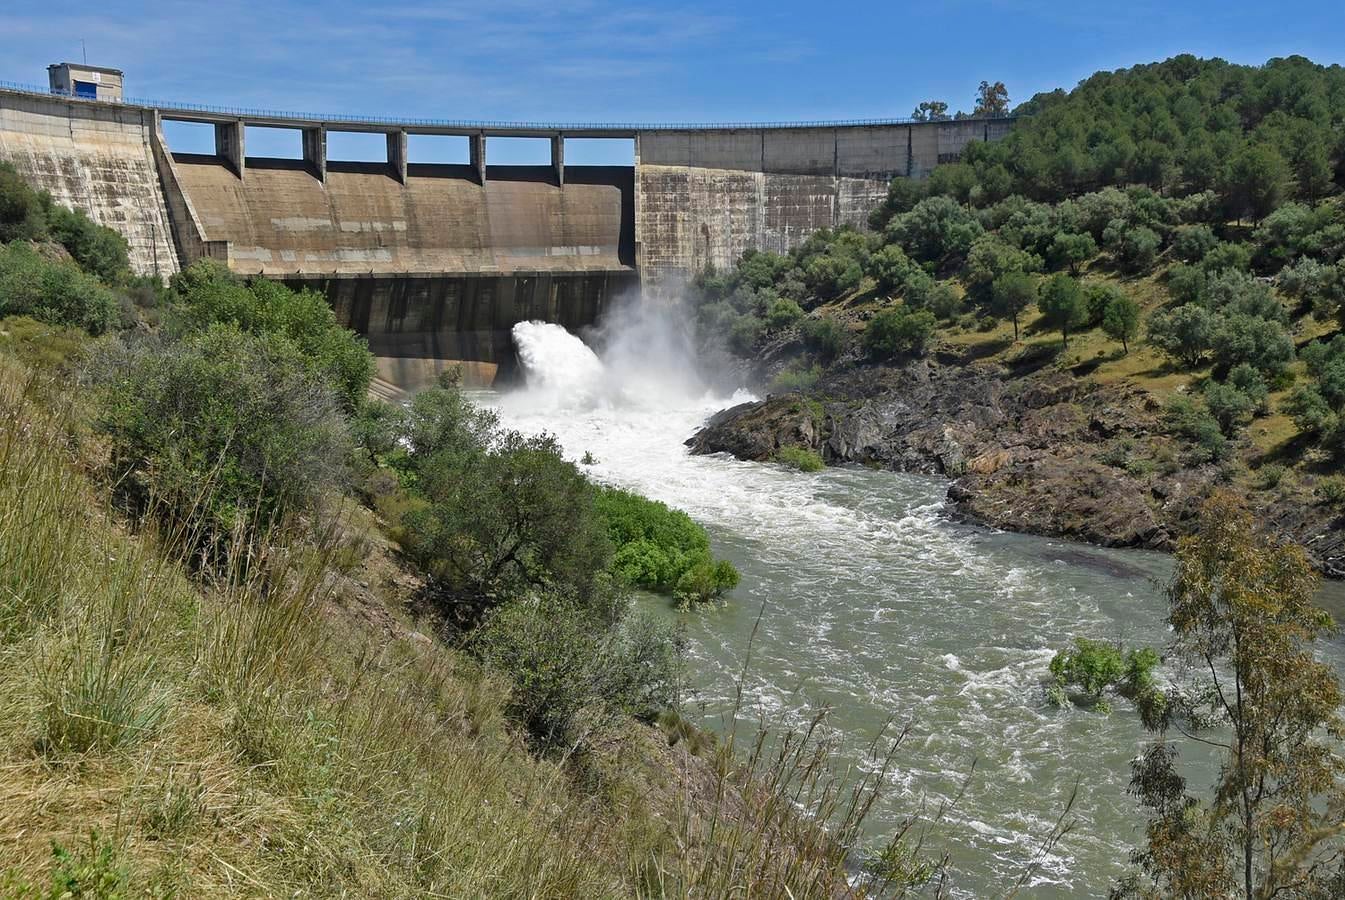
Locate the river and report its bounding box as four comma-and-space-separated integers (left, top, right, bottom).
482, 319, 1345, 897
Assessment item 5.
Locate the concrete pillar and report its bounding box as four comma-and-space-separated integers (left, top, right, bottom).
214, 120, 245, 179
387, 129, 407, 184
302, 126, 326, 182
470, 133, 486, 184
551, 134, 564, 187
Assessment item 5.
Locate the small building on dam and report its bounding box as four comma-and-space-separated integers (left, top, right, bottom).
0, 69, 1014, 388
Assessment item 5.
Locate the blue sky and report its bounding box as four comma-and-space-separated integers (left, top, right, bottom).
3, 0, 1343, 164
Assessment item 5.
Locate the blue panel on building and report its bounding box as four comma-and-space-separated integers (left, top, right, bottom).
73, 80, 97, 99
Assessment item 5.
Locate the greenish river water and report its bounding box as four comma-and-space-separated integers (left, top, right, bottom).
487, 320, 1345, 897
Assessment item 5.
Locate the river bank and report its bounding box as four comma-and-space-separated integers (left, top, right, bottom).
686, 354, 1345, 577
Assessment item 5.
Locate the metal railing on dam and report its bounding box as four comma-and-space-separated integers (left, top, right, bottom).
0, 79, 1013, 136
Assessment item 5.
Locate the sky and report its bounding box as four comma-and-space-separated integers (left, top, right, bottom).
3, 0, 1344, 165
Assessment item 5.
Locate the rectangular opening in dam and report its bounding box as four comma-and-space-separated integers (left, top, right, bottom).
161, 119, 216, 155
244, 125, 303, 160
486, 137, 551, 166
406, 133, 469, 165
326, 130, 388, 163
563, 138, 634, 167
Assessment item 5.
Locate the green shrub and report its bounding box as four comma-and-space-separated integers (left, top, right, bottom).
595, 486, 714, 594
475, 596, 683, 751
1164, 395, 1229, 462
46, 204, 129, 284
1172, 224, 1218, 262
802, 252, 862, 300
88, 325, 352, 551
1318, 476, 1345, 508
863, 305, 937, 359
728, 313, 763, 354
1148, 304, 1217, 368
0, 161, 49, 243
1283, 386, 1336, 436
766, 297, 805, 330
927, 281, 964, 320
800, 315, 845, 361
0, 242, 119, 334
1203, 380, 1256, 435
1257, 463, 1288, 489
769, 362, 822, 394
171, 260, 374, 410
774, 445, 825, 472
673, 558, 741, 608
1047, 637, 1159, 714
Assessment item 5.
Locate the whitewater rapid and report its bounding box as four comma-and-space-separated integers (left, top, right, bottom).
480, 320, 1210, 897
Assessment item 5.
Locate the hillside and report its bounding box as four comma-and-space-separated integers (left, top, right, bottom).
686, 54, 1345, 574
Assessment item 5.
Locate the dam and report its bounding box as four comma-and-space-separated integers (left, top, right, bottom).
0, 75, 1013, 386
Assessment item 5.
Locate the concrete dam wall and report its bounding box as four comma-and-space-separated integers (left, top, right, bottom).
0, 87, 1012, 386
635, 120, 1014, 278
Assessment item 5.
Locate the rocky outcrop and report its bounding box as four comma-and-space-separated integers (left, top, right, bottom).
687, 358, 1333, 566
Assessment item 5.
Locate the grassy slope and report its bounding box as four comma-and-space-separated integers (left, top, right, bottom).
817, 247, 1340, 493
0, 330, 896, 899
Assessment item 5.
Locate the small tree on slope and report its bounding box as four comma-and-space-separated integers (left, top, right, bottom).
1114, 492, 1345, 899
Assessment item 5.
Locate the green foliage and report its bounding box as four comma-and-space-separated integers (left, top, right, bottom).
728, 314, 764, 354
926, 281, 963, 320
769, 361, 822, 394
1221, 142, 1291, 222
1121, 493, 1345, 898
89, 325, 352, 551
673, 558, 741, 607
991, 270, 1037, 340
0, 242, 119, 335
0, 161, 50, 243
474, 596, 683, 751
1284, 385, 1336, 436
1103, 219, 1161, 272
1172, 224, 1219, 262
800, 315, 845, 361
1101, 290, 1142, 352
171, 260, 374, 410
863, 305, 937, 359
1211, 313, 1294, 377
1163, 394, 1229, 462
1318, 475, 1345, 507
0, 315, 89, 372
46, 205, 129, 284
1048, 231, 1097, 273
1148, 304, 1217, 368
1036, 273, 1089, 345
1047, 638, 1159, 714
867, 244, 918, 293
596, 486, 716, 595
886, 196, 984, 265
766, 296, 805, 330
1202, 380, 1256, 435
774, 445, 825, 472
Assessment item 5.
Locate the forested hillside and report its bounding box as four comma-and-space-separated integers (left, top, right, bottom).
691, 54, 1345, 563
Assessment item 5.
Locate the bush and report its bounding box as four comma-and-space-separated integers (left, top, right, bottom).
1318, 476, 1345, 507
867, 244, 917, 294
1203, 380, 1256, 435
1283, 386, 1336, 436
927, 282, 964, 320
0, 161, 49, 243
88, 325, 352, 550
1148, 304, 1217, 368
1103, 219, 1161, 272
172, 260, 374, 410
1048, 231, 1097, 273
474, 596, 684, 751
774, 445, 825, 472
769, 362, 822, 394
1164, 394, 1229, 462
1046, 638, 1157, 713
886, 196, 984, 264
0, 242, 119, 334
766, 297, 805, 330
596, 486, 718, 595
1172, 224, 1218, 262
46, 204, 130, 284
802, 253, 862, 300
863, 305, 937, 359
673, 559, 741, 607
800, 315, 845, 361
728, 314, 763, 355
1211, 314, 1294, 377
